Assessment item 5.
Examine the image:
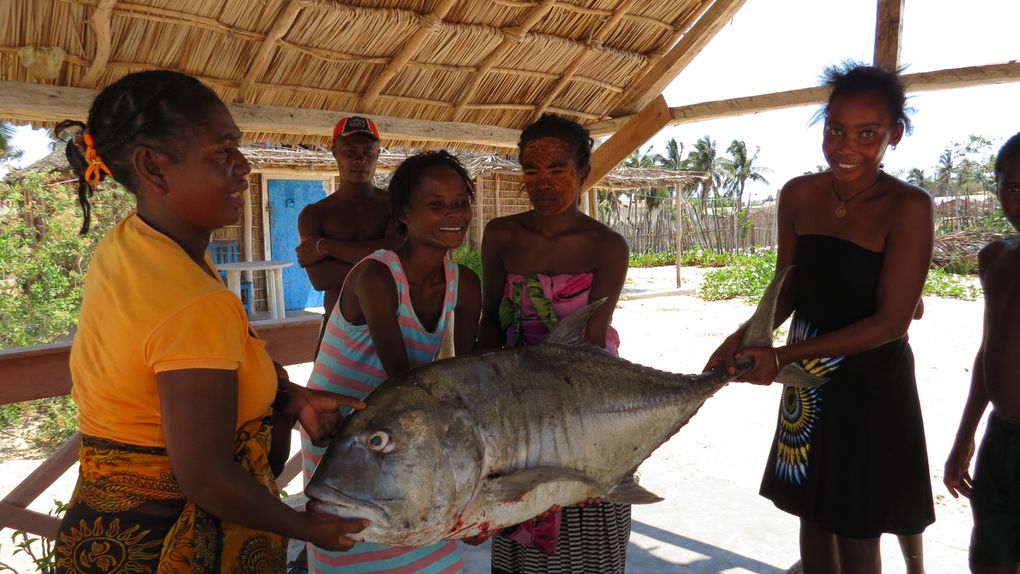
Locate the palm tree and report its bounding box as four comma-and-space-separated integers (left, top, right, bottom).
934, 149, 956, 198
654, 138, 684, 171
906, 168, 930, 192
0, 122, 21, 163
685, 136, 724, 204
721, 140, 769, 251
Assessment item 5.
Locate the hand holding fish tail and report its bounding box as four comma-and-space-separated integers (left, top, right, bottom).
733, 346, 782, 385
296, 511, 368, 552
703, 327, 746, 374
283, 384, 367, 446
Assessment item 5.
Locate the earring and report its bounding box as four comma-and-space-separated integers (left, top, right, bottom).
891, 144, 897, 150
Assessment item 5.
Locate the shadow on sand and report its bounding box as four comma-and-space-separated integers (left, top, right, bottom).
626, 519, 785, 573
460, 519, 784, 573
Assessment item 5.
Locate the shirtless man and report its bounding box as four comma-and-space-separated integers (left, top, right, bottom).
944, 132, 1020, 574
295, 116, 401, 345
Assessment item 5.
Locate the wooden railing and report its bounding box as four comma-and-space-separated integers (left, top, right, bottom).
0, 315, 321, 539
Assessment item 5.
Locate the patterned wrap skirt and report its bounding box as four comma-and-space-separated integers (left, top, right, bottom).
55, 416, 287, 573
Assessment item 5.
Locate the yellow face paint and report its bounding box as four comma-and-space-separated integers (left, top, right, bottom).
521, 137, 585, 216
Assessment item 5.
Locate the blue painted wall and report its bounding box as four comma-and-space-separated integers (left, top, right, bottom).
267, 179, 327, 310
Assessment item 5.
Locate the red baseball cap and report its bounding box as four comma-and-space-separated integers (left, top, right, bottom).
331, 116, 381, 145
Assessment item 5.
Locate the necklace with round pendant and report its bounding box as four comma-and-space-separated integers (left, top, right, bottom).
832, 171, 883, 218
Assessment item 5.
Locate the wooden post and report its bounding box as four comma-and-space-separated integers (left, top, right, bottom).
494, 174, 502, 218
474, 175, 484, 247
675, 183, 683, 288
873, 0, 904, 70
242, 178, 253, 282
585, 95, 671, 192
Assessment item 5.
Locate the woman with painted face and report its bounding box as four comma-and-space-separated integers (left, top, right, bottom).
300, 150, 482, 574
706, 63, 936, 573
54, 70, 368, 573
478, 114, 630, 574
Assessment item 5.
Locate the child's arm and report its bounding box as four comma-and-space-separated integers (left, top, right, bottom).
453, 266, 482, 355
944, 346, 989, 499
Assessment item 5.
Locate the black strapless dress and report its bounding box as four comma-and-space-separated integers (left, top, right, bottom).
759, 234, 935, 538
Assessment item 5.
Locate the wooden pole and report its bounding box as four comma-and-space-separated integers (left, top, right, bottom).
585, 95, 671, 192
873, 0, 904, 71
675, 183, 683, 288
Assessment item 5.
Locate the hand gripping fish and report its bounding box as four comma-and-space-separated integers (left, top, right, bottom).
305, 266, 821, 545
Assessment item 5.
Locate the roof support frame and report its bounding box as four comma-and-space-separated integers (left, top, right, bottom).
874, 0, 904, 70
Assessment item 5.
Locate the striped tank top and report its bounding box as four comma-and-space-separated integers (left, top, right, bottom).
301, 249, 464, 574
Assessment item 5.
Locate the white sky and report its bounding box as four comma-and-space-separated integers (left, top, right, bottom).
5, 0, 1020, 198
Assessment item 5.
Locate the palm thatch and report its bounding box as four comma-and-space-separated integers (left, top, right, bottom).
0, 0, 725, 153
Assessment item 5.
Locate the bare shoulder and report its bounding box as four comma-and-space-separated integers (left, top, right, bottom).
890, 178, 934, 212
483, 213, 525, 241
457, 264, 481, 290
979, 235, 1020, 273
351, 258, 395, 292
777, 173, 823, 208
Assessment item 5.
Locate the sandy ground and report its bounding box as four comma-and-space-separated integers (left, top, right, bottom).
0, 265, 984, 573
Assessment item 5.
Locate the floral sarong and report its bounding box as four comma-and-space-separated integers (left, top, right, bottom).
55, 416, 286, 573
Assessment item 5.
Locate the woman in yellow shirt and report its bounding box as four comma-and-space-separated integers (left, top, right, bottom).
54, 70, 366, 573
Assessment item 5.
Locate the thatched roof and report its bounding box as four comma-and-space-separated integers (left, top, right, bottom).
23, 142, 698, 190
0, 0, 734, 152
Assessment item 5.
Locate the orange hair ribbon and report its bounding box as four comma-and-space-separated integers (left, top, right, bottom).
82, 133, 111, 187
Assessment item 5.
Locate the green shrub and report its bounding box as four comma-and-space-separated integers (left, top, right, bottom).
923, 268, 982, 300
680, 246, 735, 268
452, 245, 482, 279
629, 252, 675, 268
700, 250, 777, 301
698, 250, 982, 302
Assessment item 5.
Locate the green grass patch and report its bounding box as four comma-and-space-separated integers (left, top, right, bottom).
700, 250, 778, 301
697, 250, 982, 302
923, 268, 982, 300
451, 245, 482, 279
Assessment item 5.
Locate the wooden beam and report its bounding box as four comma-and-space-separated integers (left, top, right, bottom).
589, 61, 1020, 137
612, 0, 748, 115
358, 0, 459, 113
874, 0, 904, 70
0, 80, 522, 147
236, 0, 306, 104
585, 95, 671, 192
80, 0, 118, 88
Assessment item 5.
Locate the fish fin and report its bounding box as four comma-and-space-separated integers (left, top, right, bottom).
739, 266, 792, 350
542, 299, 611, 354
488, 466, 602, 501
606, 476, 663, 504
775, 362, 827, 388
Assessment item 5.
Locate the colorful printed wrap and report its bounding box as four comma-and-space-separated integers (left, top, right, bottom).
55, 416, 286, 574
499, 273, 619, 354
497, 273, 619, 556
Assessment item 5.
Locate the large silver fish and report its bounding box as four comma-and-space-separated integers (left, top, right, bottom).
305, 267, 819, 545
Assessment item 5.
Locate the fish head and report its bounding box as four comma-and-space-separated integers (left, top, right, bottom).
305, 385, 486, 545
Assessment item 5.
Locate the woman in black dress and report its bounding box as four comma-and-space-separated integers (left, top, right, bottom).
707, 63, 935, 574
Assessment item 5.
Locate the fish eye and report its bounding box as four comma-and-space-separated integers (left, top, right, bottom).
366, 431, 394, 453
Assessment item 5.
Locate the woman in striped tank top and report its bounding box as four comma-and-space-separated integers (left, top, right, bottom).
301, 150, 482, 574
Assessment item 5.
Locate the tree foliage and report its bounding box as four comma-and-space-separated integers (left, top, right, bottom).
0, 168, 134, 349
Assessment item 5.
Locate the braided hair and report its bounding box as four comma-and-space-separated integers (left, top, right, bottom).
388, 150, 475, 234
518, 113, 594, 169
55, 70, 224, 234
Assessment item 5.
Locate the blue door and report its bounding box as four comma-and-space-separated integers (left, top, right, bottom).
268, 179, 327, 310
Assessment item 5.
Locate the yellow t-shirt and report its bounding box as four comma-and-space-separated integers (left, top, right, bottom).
70, 213, 277, 447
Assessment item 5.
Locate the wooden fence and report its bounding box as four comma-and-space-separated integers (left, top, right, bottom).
605, 193, 1002, 255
